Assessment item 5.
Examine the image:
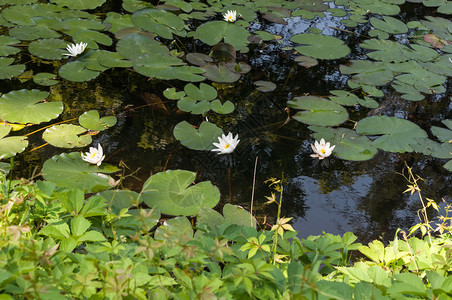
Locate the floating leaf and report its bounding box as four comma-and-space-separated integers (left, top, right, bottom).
431, 119, 452, 143
8, 25, 60, 40
43, 124, 92, 148
201, 63, 241, 83
184, 83, 217, 101
210, 100, 235, 114
355, 116, 428, 153
28, 38, 67, 60
340, 60, 393, 86
329, 90, 360, 106
291, 33, 350, 59
294, 55, 318, 67
173, 121, 223, 150
0, 124, 28, 159
197, 207, 225, 228
254, 81, 277, 92
116, 32, 168, 61
78, 110, 117, 131
177, 97, 211, 114
33, 72, 58, 86
288, 96, 348, 126
0, 36, 20, 56
96, 51, 133, 68
310, 126, 378, 161
0, 89, 63, 124
163, 87, 185, 100
141, 170, 220, 216
195, 21, 250, 52
59, 61, 100, 82
370, 16, 408, 34
132, 8, 186, 39
42, 152, 118, 193
50, 0, 106, 9
0, 57, 25, 79
155, 216, 193, 241
186, 53, 213, 66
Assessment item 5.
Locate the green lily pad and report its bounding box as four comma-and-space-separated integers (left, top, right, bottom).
195, 21, 250, 52
134, 63, 205, 82
132, 8, 185, 39
42, 124, 92, 148
370, 16, 408, 34
97, 51, 133, 68
223, 204, 257, 228
8, 25, 60, 40
155, 216, 193, 241
294, 55, 318, 67
177, 97, 211, 114
329, 90, 360, 106
186, 53, 213, 66
42, 152, 118, 193
431, 119, 452, 143
254, 81, 277, 92
355, 116, 428, 153
201, 63, 241, 83
50, 0, 106, 9
0, 36, 20, 56
184, 83, 217, 101
210, 100, 235, 114
173, 121, 223, 151
163, 87, 185, 100
291, 33, 350, 59
116, 32, 168, 61
104, 12, 135, 34
0, 57, 25, 79
358, 96, 379, 109
141, 169, 220, 216
0, 89, 63, 124
28, 38, 67, 60
310, 126, 378, 161
33, 72, 59, 86
59, 61, 100, 82
78, 110, 117, 131
99, 190, 142, 211
360, 39, 409, 63
72, 30, 112, 49
287, 96, 349, 126
197, 207, 225, 228
444, 160, 452, 171
0, 124, 28, 159
77, 50, 110, 72
340, 60, 394, 86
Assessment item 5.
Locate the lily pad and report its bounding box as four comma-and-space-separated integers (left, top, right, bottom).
99, 190, 143, 211
0, 36, 20, 56
310, 126, 378, 161
184, 83, 217, 101
186, 53, 213, 66
223, 204, 257, 228
370, 16, 408, 34
355, 116, 428, 153
8, 25, 60, 41
294, 55, 318, 67
201, 63, 241, 83
254, 81, 277, 92
28, 38, 67, 60
155, 216, 193, 241
329, 90, 360, 106
0, 124, 28, 159
195, 21, 250, 52
0, 57, 25, 79
78, 110, 117, 131
210, 100, 235, 114
0, 89, 63, 124
43, 124, 92, 148
132, 8, 186, 39
97, 51, 133, 68
163, 87, 185, 100
291, 33, 350, 59
116, 32, 168, 61
59, 61, 100, 82
33, 72, 59, 86
141, 169, 220, 216
173, 121, 223, 151
340, 60, 394, 86
287, 96, 349, 127
177, 97, 211, 114
50, 0, 106, 9
431, 119, 452, 143
42, 152, 118, 193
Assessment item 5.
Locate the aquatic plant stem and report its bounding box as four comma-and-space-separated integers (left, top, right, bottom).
250, 156, 258, 226
228, 166, 231, 203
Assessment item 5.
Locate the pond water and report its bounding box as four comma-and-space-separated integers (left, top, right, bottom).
4, 0, 451, 244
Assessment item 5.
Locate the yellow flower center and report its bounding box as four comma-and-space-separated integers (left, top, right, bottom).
90, 152, 97, 158
224, 144, 230, 149
320, 149, 326, 154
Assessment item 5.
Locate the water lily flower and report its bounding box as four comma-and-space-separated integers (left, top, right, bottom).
310, 138, 335, 160
223, 10, 237, 22
212, 132, 240, 154
81, 144, 105, 166
63, 42, 87, 57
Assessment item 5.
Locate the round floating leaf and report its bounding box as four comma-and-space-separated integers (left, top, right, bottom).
186, 53, 213, 66
173, 121, 223, 151
42, 152, 118, 193
195, 21, 250, 52
177, 97, 211, 114
340, 60, 394, 86
291, 33, 350, 59
33, 72, 58, 86
9, 25, 60, 41
72, 30, 112, 48
50, 0, 106, 9
99, 190, 143, 211
310, 126, 378, 161
0, 124, 28, 159
59, 61, 100, 82
0, 57, 25, 79
223, 204, 257, 227
0, 36, 20, 56
210, 100, 235, 114
355, 116, 428, 153
444, 160, 452, 171
163, 87, 185, 100
201, 63, 241, 83
104, 12, 135, 34
43, 124, 92, 148
358, 96, 379, 109
141, 169, 220, 216
28, 38, 67, 60
0, 89, 63, 124
97, 51, 132, 68
294, 55, 318, 67
196, 207, 225, 228
370, 16, 408, 34
79, 110, 117, 131
184, 83, 217, 101
155, 216, 193, 241
329, 90, 360, 106
254, 81, 276, 92
132, 8, 185, 39
431, 119, 452, 143
287, 96, 348, 126
116, 32, 168, 61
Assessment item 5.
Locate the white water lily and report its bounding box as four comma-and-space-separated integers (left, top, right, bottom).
310, 138, 335, 160
81, 144, 105, 166
223, 10, 237, 22
63, 42, 87, 57
212, 132, 240, 154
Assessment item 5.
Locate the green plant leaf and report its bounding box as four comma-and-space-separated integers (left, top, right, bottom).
59, 61, 100, 82
0, 57, 25, 79
184, 83, 217, 101
33, 72, 59, 86
141, 169, 220, 216
370, 16, 408, 34
201, 63, 241, 83
0, 124, 28, 159
50, 0, 106, 9
0, 89, 63, 124
210, 100, 235, 114
223, 204, 257, 227
291, 33, 350, 59
154, 216, 193, 241
43, 124, 92, 148
195, 21, 250, 52
287, 96, 349, 126
355, 116, 428, 152
173, 121, 223, 151
0, 36, 20, 56
78, 110, 117, 131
